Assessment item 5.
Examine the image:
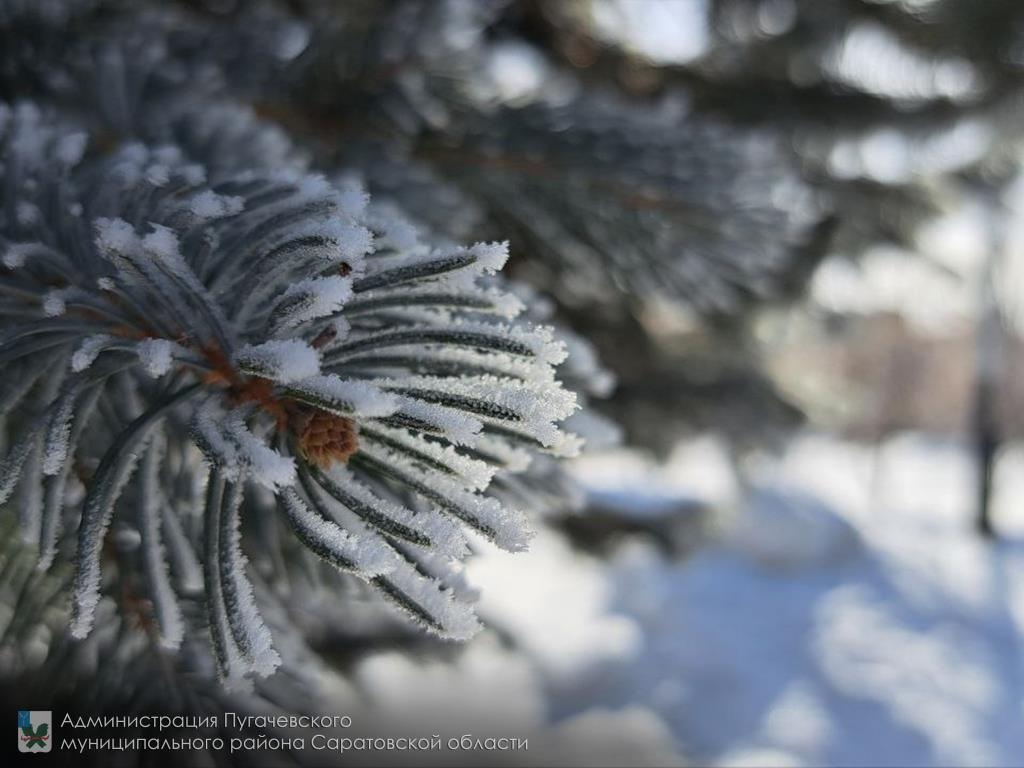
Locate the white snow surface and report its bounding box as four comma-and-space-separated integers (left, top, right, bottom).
190, 190, 244, 219
136, 338, 177, 377
329, 634, 684, 766
234, 339, 321, 384
460, 432, 1024, 767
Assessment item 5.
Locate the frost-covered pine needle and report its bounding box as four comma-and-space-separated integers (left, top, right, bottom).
0, 83, 581, 686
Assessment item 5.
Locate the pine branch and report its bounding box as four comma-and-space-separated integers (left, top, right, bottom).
0, 14, 581, 689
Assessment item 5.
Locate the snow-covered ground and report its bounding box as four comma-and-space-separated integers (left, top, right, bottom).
459, 432, 1024, 767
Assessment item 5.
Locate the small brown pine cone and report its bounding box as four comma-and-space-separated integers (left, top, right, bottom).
295, 409, 359, 468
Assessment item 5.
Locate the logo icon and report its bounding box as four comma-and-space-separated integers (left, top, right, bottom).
18, 711, 52, 753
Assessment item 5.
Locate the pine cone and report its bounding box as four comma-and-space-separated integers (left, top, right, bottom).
295, 409, 359, 468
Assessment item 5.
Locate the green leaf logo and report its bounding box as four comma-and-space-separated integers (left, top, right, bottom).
18, 712, 52, 752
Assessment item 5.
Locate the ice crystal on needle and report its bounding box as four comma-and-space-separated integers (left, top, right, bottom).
0, 94, 578, 687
